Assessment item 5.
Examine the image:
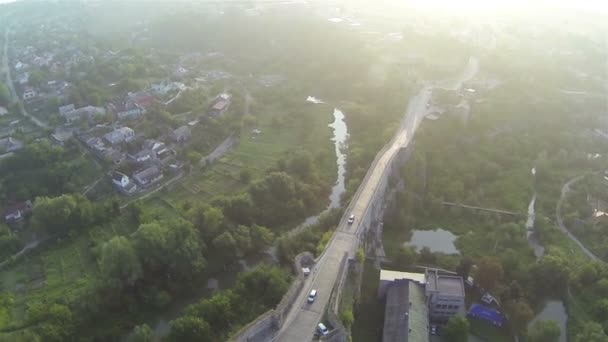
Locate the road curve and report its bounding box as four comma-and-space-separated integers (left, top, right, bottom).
555, 174, 601, 261
273, 57, 478, 342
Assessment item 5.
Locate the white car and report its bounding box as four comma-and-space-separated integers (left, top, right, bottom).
347, 214, 355, 224
317, 323, 329, 335
308, 289, 317, 303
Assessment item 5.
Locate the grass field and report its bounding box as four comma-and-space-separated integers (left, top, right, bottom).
165, 100, 337, 210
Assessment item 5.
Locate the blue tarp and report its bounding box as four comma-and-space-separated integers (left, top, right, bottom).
467, 303, 505, 327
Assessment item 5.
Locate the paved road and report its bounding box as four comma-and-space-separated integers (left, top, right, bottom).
274, 57, 478, 341
555, 174, 601, 261
2, 27, 50, 129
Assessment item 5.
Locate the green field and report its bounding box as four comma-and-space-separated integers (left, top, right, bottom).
165, 101, 337, 209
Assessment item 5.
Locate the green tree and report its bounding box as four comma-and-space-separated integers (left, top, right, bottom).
443, 315, 469, 342
32, 194, 93, 235
131, 323, 153, 342
0, 83, 10, 107
134, 219, 206, 279
251, 224, 274, 250
98, 236, 143, 290
187, 151, 203, 165
573, 321, 608, 342
356, 248, 365, 263
506, 301, 534, 334
476, 256, 504, 291
27, 303, 74, 342
213, 231, 239, 263
395, 245, 417, 268
341, 309, 354, 328
527, 320, 561, 342
168, 316, 213, 342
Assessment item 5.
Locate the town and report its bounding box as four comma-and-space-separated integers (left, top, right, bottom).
0, 1, 606, 342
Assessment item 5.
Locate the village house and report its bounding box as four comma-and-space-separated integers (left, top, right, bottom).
22, 86, 37, 101
104, 127, 135, 145
0, 107, 8, 116
133, 166, 164, 187
111, 171, 137, 194
0, 137, 24, 154
108, 101, 145, 121
170, 125, 191, 143
59, 104, 106, 124
209, 93, 232, 116
4, 200, 33, 224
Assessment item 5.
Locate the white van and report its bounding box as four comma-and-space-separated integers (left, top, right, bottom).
307, 289, 317, 303
317, 323, 329, 335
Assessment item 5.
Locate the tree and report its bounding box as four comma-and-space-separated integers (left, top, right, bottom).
0, 83, 10, 107
134, 219, 206, 279
476, 257, 504, 291
443, 315, 469, 342
168, 316, 212, 342
527, 320, 561, 342
98, 236, 143, 290
341, 309, 354, 328
573, 321, 608, 342
251, 224, 274, 250
456, 256, 474, 278
395, 246, 417, 267
32, 194, 93, 235
213, 231, 239, 263
506, 301, 534, 334
27, 303, 74, 342
187, 151, 203, 165
239, 169, 252, 184
356, 248, 365, 263
131, 323, 153, 342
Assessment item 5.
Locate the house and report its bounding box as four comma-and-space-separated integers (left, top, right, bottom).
111, 172, 137, 194
209, 93, 231, 116
104, 127, 135, 145
108, 101, 145, 121
133, 166, 164, 187
425, 269, 465, 321
22, 86, 36, 100
170, 125, 191, 143
0, 107, 8, 116
0, 137, 24, 154
150, 81, 185, 95
378, 269, 426, 298
61, 105, 106, 124
128, 149, 154, 164
59, 104, 75, 116
143, 139, 166, 153
4, 200, 33, 223
382, 279, 429, 342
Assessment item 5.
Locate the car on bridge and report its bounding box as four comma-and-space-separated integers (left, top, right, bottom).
348, 214, 355, 224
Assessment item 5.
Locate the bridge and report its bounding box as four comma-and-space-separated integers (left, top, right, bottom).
231, 57, 478, 342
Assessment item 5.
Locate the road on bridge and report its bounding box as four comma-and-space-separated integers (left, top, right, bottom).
273, 58, 478, 341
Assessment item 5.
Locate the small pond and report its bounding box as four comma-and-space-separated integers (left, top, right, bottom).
405, 228, 460, 254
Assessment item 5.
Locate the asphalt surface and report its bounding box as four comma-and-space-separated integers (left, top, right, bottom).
274, 58, 479, 342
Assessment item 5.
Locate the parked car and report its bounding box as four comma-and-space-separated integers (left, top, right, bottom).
348, 214, 355, 224
317, 323, 329, 336
308, 289, 317, 303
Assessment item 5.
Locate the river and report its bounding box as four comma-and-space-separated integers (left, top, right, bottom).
406, 228, 459, 254
526, 167, 544, 259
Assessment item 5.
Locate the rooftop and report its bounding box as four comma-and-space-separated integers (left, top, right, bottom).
426, 269, 464, 297
380, 270, 426, 285
382, 280, 429, 342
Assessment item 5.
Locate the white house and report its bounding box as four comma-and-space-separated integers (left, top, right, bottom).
111, 172, 137, 194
